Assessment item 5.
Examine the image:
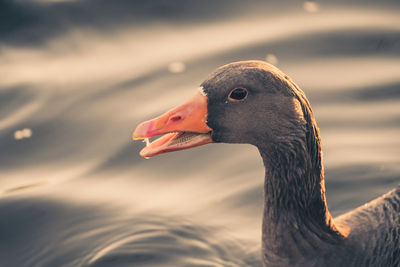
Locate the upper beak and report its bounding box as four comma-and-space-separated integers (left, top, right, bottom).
133, 90, 213, 158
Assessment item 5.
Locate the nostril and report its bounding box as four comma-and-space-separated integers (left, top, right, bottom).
170, 115, 182, 122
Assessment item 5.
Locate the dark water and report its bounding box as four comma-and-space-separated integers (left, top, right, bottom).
1, 1, 400, 266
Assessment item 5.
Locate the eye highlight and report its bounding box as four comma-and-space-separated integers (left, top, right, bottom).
228, 87, 248, 101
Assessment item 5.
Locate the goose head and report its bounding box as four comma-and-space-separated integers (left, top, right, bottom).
133, 60, 308, 157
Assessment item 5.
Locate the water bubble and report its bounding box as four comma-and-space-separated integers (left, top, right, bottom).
168, 62, 186, 73
265, 54, 278, 65
22, 128, 32, 138
303, 1, 320, 13
14, 128, 33, 140
14, 130, 24, 140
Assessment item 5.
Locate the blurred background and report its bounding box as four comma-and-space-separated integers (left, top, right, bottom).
0, 0, 399, 266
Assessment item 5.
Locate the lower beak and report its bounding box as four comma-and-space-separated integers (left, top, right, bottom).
132, 90, 213, 158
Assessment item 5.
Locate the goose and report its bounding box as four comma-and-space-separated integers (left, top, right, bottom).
133, 60, 400, 266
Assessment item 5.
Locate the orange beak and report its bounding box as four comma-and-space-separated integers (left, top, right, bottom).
133, 90, 212, 158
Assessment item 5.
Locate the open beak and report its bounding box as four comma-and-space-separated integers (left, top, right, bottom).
133, 90, 213, 158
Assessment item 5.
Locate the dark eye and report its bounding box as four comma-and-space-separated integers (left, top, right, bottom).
228, 87, 248, 101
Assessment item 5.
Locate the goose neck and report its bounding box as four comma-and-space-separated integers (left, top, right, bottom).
258, 141, 343, 262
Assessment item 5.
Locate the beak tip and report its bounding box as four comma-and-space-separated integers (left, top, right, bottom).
132, 131, 141, 140
132, 121, 148, 140
139, 147, 151, 159
133, 120, 157, 141
132, 130, 140, 140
